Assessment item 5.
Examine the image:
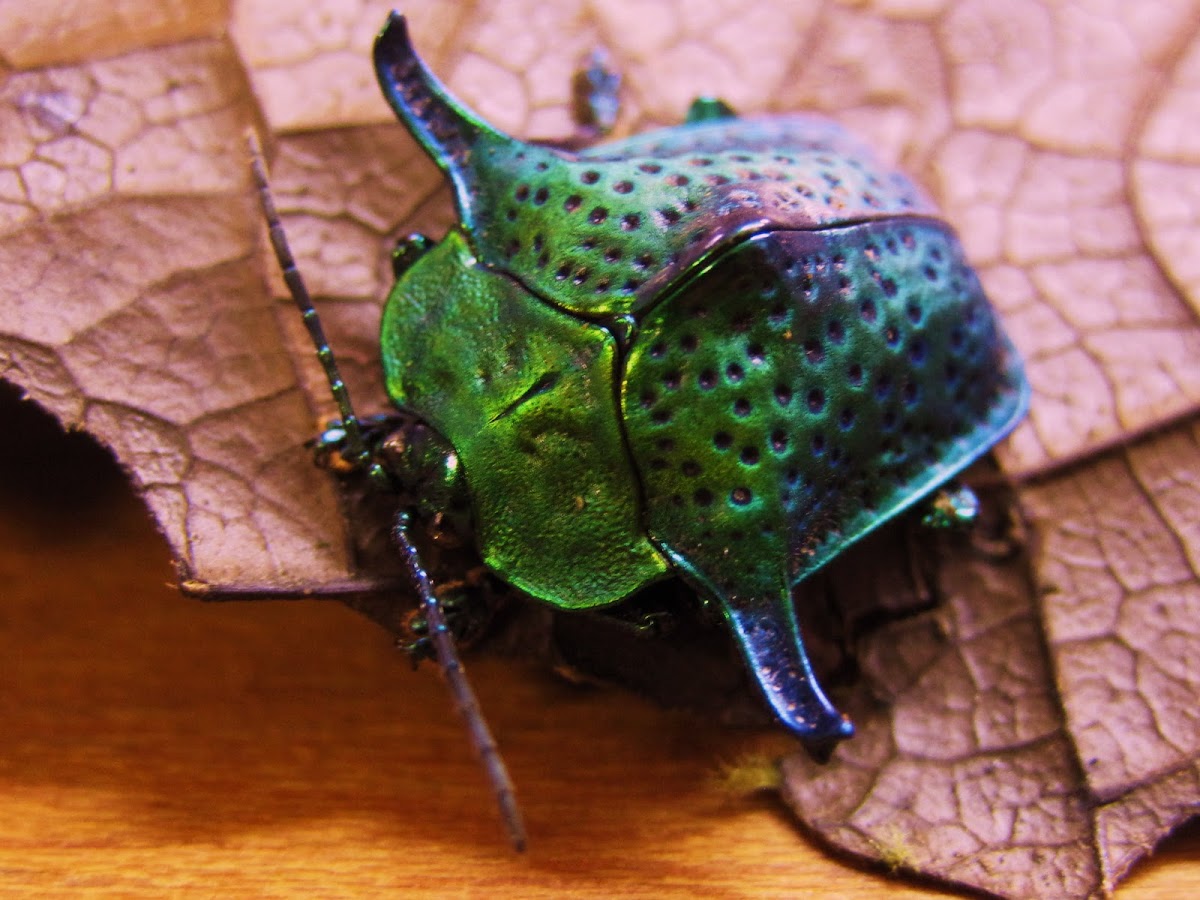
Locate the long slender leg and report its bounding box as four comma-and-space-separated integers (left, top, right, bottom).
394, 510, 527, 851
249, 132, 525, 849
247, 131, 381, 482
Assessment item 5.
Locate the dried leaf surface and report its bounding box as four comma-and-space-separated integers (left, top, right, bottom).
784, 423, 1200, 898
3, 1, 1200, 898
784, 544, 1101, 897
0, 38, 352, 589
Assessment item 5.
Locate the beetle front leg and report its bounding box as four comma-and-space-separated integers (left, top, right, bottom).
392, 510, 526, 851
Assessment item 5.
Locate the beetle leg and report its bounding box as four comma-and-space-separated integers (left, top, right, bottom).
919, 482, 979, 531
393, 510, 526, 852
248, 132, 385, 486
392, 233, 433, 279
571, 47, 620, 137
719, 589, 854, 744
684, 96, 737, 124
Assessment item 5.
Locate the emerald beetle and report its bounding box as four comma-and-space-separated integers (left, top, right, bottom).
253, 12, 1028, 848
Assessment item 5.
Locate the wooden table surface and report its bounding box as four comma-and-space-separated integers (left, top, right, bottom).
2, 391, 1198, 898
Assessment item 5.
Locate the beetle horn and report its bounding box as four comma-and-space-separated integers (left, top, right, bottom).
374, 13, 529, 207
723, 592, 854, 744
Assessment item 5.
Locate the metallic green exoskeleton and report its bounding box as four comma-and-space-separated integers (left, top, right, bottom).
371, 14, 1028, 742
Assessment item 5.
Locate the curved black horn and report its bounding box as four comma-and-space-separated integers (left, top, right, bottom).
374, 13, 526, 203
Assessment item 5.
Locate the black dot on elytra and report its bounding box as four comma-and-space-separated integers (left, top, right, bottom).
770, 430, 788, 453
774, 384, 793, 406
694, 488, 714, 507
515, 185, 530, 201
639, 162, 662, 174
733, 398, 751, 417
746, 343, 765, 364
730, 487, 752, 506
812, 433, 826, 454
713, 431, 733, 450
727, 363, 744, 383
581, 170, 600, 184
604, 247, 622, 263
699, 369, 717, 389
805, 339, 824, 364
589, 207, 608, 224
564, 195, 582, 212
839, 408, 855, 430
533, 187, 549, 205
827, 319, 845, 344
860, 299, 877, 324
807, 388, 825, 413
680, 334, 699, 353
681, 460, 701, 477
848, 363, 863, 385
740, 447, 760, 466
622, 214, 641, 231
614, 180, 633, 194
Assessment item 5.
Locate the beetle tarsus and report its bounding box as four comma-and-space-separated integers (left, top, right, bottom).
393, 510, 528, 852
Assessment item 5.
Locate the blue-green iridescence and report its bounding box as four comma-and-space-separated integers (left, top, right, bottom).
621, 220, 1026, 736
624, 220, 1026, 591
374, 16, 933, 320
373, 13, 1029, 740
380, 231, 668, 609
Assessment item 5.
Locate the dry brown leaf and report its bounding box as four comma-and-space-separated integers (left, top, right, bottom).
784, 429, 1200, 897
3, 2, 1199, 898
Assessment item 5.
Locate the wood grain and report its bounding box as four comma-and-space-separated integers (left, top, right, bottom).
1, 388, 1196, 898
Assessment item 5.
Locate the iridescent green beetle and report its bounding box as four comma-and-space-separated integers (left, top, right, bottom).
255, 12, 1028, 847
